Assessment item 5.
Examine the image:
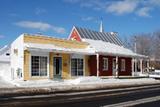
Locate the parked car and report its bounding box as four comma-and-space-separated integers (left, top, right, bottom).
149, 70, 160, 79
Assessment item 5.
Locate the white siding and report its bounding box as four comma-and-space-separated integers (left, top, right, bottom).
11, 34, 24, 80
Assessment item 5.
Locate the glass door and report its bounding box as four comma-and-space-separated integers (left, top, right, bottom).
53, 57, 62, 79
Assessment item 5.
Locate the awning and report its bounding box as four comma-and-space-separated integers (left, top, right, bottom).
24, 43, 95, 55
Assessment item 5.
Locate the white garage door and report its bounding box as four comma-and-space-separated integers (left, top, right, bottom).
0, 62, 11, 80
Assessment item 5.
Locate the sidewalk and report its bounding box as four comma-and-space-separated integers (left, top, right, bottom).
0, 77, 160, 97
1, 76, 160, 88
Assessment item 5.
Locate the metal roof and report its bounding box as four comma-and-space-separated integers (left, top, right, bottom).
75, 26, 124, 46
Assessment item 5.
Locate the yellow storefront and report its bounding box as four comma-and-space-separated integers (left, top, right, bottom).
23, 34, 93, 80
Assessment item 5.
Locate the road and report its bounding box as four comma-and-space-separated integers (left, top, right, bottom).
1, 84, 160, 107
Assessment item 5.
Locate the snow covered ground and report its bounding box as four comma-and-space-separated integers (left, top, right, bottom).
0, 76, 160, 88
7, 76, 160, 88
0, 76, 16, 88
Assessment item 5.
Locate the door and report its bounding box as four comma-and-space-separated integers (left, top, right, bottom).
54, 57, 62, 79
112, 58, 116, 76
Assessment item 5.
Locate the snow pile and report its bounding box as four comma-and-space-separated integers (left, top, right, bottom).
0, 76, 159, 88
0, 76, 16, 88
101, 78, 155, 85
12, 79, 64, 87
65, 76, 102, 85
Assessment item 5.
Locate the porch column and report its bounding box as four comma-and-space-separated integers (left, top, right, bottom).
140, 59, 143, 74
147, 59, 150, 72
135, 58, 137, 73
96, 54, 99, 77
132, 58, 135, 76
116, 56, 118, 78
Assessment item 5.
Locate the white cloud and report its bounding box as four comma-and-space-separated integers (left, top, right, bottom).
64, 0, 159, 18
35, 8, 46, 15
149, 0, 160, 6
63, 0, 81, 3
0, 35, 5, 39
106, 0, 139, 15
81, 16, 94, 21
136, 7, 152, 17
15, 21, 66, 34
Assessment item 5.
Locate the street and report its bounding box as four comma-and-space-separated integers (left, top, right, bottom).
1, 83, 160, 107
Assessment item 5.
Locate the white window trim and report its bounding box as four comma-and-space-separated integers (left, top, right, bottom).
103, 58, 108, 71
121, 59, 125, 71
70, 54, 85, 77
29, 52, 49, 78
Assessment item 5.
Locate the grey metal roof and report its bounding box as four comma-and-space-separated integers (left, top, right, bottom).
75, 26, 124, 46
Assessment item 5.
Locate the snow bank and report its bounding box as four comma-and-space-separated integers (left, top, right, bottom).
0, 76, 159, 88
11, 79, 65, 87
65, 76, 102, 85
0, 76, 16, 88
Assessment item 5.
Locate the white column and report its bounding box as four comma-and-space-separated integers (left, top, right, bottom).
147, 59, 150, 72
140, 59, 143, 74
116, 56, 118, 78
132, 58, 135, 76
135, 58, 137, 73
147, 59, 149, 67
96, 54, 99, 77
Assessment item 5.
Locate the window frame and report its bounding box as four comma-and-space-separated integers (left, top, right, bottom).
103, 58, 108, 71
31, 56, 48, 77
71, 57, 84, 77
30, 52, 49, 78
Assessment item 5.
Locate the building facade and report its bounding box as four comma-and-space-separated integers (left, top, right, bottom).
8, 26, 148, 81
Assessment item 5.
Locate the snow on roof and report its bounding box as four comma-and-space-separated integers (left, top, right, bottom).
0, 56, 10, 62
24, 39, 147, 58
0, 45, 10, 62
24, 43, 95, 55
0, 45, 10, 55
84, 39, 147, 58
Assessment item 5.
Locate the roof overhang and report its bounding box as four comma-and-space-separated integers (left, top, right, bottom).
24, 43, 95, 55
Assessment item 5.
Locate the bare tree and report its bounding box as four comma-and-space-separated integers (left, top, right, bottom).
124, 33, 152, 56
124, 30, 160, 69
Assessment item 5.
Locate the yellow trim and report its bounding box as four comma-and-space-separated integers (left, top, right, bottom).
24, 34, 88, 49
61, 53, 71, 79
85, 55, 90, 76
24, 50, 30, 80
49, 52, 54, 79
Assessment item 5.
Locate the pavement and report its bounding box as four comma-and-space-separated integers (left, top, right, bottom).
1, 83, 160, 107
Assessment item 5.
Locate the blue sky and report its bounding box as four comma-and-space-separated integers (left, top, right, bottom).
0, 0, 160, 48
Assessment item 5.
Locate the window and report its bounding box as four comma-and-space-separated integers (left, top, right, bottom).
14, 49, 18, 55
71, 58, 83, 76
31, 56, 48, 76
121, 59, 125, 71
103, 58, 108, 71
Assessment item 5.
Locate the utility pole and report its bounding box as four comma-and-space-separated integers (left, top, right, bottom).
134, 36, 137, 74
